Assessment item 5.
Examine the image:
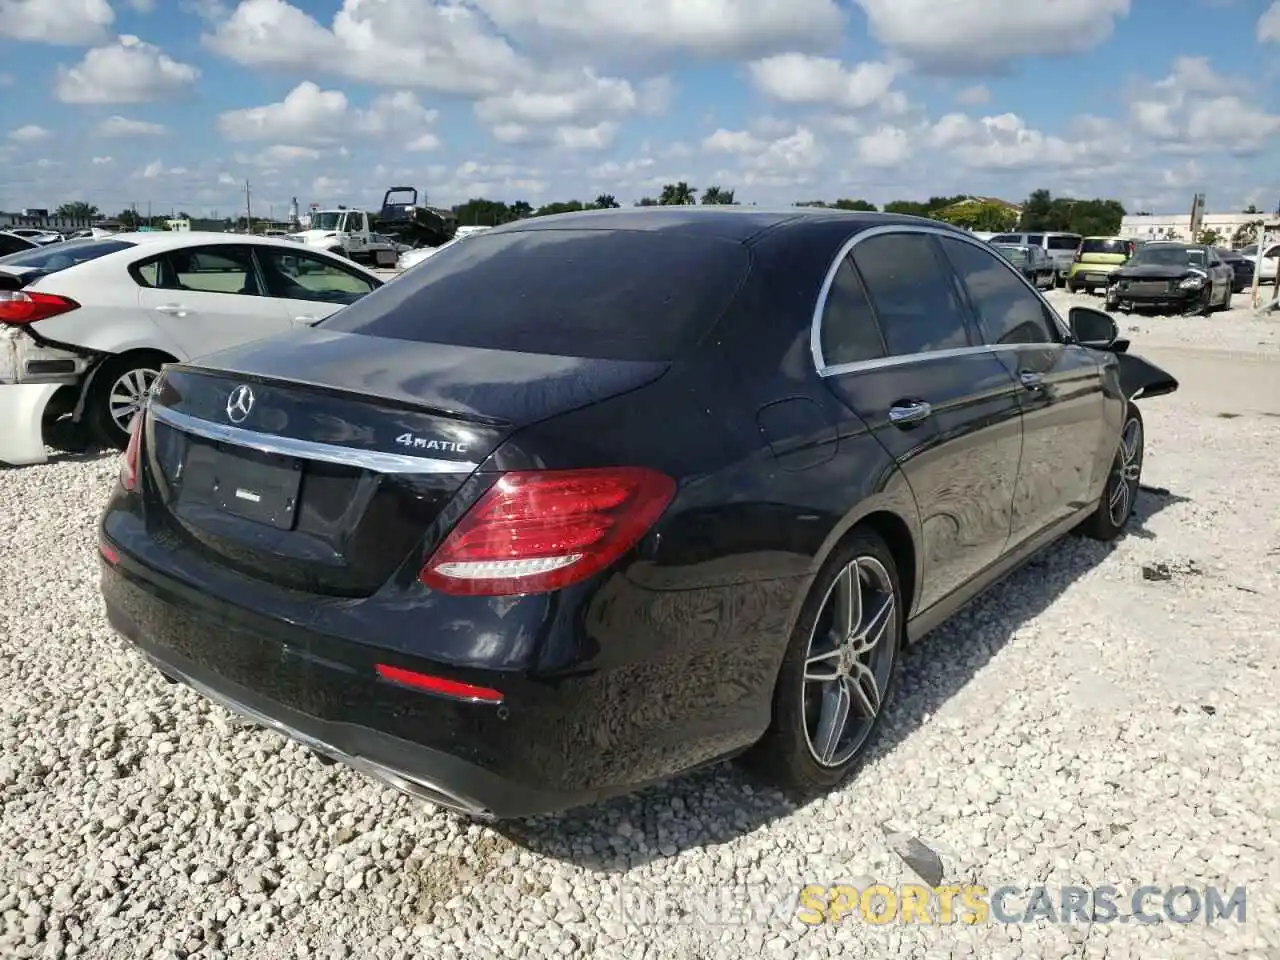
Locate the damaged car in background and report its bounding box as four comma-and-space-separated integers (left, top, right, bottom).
1103, 241, 1234, 315
0, 233, 383, 466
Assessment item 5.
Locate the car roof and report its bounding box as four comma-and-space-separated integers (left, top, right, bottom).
107, 230, 316, 251
479, 206, 969, 244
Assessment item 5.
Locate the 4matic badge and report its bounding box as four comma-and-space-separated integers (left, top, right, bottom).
395, 433, 468, 455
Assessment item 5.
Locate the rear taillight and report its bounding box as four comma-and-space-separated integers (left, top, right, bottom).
120, 413, 143, 491
420, 467, 676, 596
0, 291, 79, 325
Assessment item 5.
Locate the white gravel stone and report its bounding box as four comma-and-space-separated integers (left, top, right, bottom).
1, 292, 1278, 957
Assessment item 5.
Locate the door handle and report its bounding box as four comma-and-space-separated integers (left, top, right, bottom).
155, 303, 188, 316
1018, 371, 1043, 390
888, 401, 932, 425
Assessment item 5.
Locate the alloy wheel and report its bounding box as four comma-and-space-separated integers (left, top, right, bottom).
107, 368, 159, 435
1108, 416, 1144, 527
801, 556, 897, 768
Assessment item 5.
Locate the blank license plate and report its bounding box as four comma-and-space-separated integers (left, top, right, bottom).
200, 446, 303, 529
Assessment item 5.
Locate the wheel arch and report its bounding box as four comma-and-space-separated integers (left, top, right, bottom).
73, 346, 179, 423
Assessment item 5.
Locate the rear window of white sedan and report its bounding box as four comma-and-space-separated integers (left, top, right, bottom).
0, 238, 135, 273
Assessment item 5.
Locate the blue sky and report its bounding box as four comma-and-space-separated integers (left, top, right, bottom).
1, 0, 1278, 219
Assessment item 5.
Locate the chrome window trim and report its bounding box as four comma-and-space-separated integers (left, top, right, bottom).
150, 404, 480, 474
810, 223, 1070, 378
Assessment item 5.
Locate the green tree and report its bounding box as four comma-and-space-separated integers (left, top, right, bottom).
659, 182, 697, 205
936, 199, 1018, 232
56, 201, 100, 220
592, 194, 620, 209
831, 198, 877, 211
452, 198, 515, 226
533, 200, 586, 217
509, 200, 533, 219
635, 196, 659, 206
1197, 227, 1223, 246
795, 200, 828, 208
1243, 204, 1260, 214
114, 208, 141, 230
701, 186, 735, 205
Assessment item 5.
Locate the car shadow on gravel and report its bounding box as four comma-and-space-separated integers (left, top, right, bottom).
496, 486, 1190, 870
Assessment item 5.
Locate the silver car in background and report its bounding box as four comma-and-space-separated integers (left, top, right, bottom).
988, 230, 1083, 287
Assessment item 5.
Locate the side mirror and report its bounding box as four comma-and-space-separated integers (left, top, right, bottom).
1069, 306, 1119, 347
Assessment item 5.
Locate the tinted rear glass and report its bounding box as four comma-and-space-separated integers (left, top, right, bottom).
0, 238, 134, 271
1081, 238, 1127, 255
320, 229, 751, 362
1046, 234, 1081, 250
990, 234, 1022, 244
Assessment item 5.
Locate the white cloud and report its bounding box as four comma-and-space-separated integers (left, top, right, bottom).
925, 112, 1092, 170
136, 159, 189, 178
469, 0, 844, 58
250, 144, 321, 165
0, 0, 113, 45
216, 82, 440, 148
955, 85, 990, 106
749, 55, 903, 112
0, 73, 12, 86
474, 72, 668, 148
94, 115, 166, 137
92, 156, 113, 164
8, 124, 52, 143
1259, 2, 1280, 42
703, 125, 826, 187
856, 126, 912, 167
126, 0, 156, 10
204, 0, 526, 96
1127, 57, 1280, 154
855, 0, 1131, 73
56, 35, 199, 104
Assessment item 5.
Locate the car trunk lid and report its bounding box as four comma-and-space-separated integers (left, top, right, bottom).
143, 326, 670, 597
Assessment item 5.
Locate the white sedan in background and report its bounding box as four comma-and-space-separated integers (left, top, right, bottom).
0, 231, 383, 465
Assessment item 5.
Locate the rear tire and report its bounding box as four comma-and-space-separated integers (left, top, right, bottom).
741, 528, 904, 796
1081, 404, 1143, 542
86, 353, 168, 449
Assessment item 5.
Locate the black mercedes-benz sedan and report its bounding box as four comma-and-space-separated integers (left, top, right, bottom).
1104, 241, 1235, 313
99, 208, 1179, 820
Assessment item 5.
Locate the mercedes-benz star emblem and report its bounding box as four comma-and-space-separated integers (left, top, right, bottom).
226, 384, 255, 424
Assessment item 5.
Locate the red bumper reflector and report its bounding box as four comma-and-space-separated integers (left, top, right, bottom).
99, 542, 120, 565
374, 663, 504, 704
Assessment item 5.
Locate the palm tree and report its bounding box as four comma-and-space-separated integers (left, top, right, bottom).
659, 182, 697, 205
701, 186, 735, 205
55, 201, 100, 219
593, 194, 619, 209
635, 197, 659, 207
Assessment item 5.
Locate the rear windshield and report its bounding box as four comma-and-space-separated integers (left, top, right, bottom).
994, 245, 1027, 262
0, 238, 134, 272
320, 228, 751, 362
1046, 234, 1082, 250
1081, 238, 1127, 255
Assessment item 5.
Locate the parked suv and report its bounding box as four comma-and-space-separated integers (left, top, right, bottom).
1067, 237, 1135, 294
988, 232, 1083, 287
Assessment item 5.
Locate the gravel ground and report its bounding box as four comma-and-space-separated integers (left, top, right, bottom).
2, 291, 1279, 959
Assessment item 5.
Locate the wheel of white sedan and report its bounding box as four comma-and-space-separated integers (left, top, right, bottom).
87, 353, 167, 449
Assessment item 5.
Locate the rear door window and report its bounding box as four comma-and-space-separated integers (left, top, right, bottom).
320, 228, 751, 362
818, 256, 886, 367
1025, 234, 1045, 247
991, 234, 1022, 244
850, 232, 973, 355
1046, 234, 1082, 251
134, 246, 260, 295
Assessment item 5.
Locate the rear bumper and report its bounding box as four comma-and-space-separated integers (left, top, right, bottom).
0, 383, 58, 465
1069, 264, 1120, 283
102, 560, 608, 819
98, 501, 775, 818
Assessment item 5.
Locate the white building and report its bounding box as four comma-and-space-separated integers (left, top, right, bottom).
1120, 212, 1279, 247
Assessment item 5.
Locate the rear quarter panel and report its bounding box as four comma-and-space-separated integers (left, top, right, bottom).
26, 255, 186, 359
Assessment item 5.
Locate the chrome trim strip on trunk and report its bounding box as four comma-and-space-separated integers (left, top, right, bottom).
150, 404, 480, 475
145, 653, 494, 820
